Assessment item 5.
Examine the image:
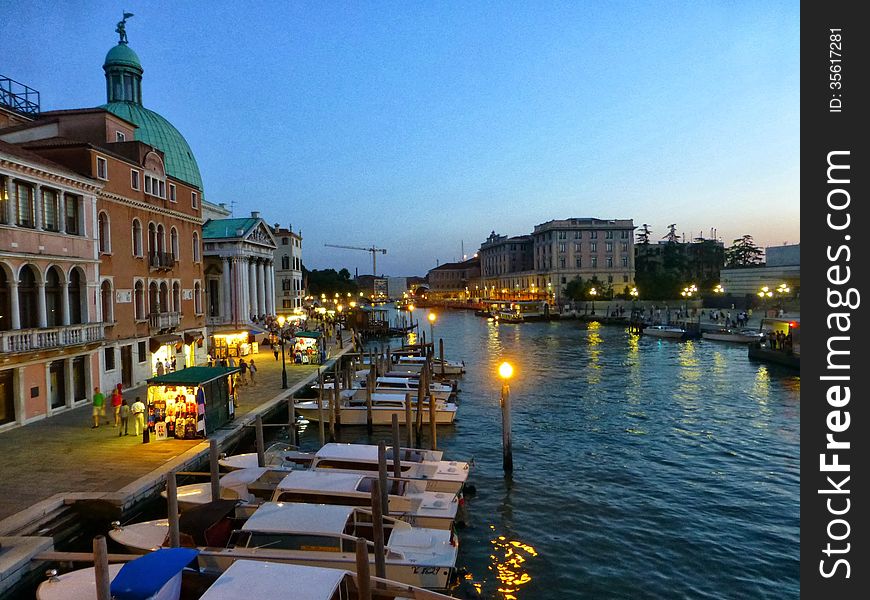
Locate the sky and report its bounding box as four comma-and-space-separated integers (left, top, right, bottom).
1, 1, 800, 276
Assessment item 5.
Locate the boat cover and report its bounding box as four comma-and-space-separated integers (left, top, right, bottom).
110, 548, 199, 599
179, 499, 240, 546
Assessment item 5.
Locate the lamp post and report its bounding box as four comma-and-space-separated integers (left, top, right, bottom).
680, 283, 698, 316
498, 361, 514, 474
589, 287, 597, 315
775, 283, 790, 314
407, 304, 415, 334
629, 286, 639, 319
276, 315, 288, 389
428, 312, 436, 347
757, 286, 774, 314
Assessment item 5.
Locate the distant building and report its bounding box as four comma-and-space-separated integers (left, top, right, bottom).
272, 223, 304, 312
426, 257, 481, 302
201, 199, 231, 221
721, 243, 800, 299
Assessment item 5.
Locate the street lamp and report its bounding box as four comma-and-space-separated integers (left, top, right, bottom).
428, 312, 436, 345
498, 361, 514, 474
276, 315, 288, 389
713, 284, 725, 295
589, 287, 597, 315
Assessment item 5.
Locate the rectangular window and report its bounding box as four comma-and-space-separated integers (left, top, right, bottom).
608, 275, 614, 283
606, 231, 614, 239
104, 347, 116, 371
559, 257, 566, 268
622, 257, 628, 267
42, 189, 59, 231
575, 257, 581, 268
590, 242, 597, 252
558, 231, 567, 240
574, 231, 581, 239
574, 242, 581, 252
607, 257, 613, 268
590, 231, 598, 239
137, 341, 147, 363
191, 191, 198, 208
158, 180, 165, 198
65, 196, 80, 235
144, 175, 152, 194
283, 300, 292, 308
558, 242, 566, 253
591, 257, 598, 268
96, 156, 108, 180
15, 182, 34, 227
623, 275, 629, 283
169, 183, 177, 202
116, 131, 126, 142
621, 230, 630, 239
606, 242, 613, 252
621, 242, 628, 252
131, 170, 140, 190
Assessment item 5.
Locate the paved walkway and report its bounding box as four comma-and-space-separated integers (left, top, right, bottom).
0, 333, 351, 523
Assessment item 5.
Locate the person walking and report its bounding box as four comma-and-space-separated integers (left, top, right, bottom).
111, 384, 123, 427
119, 399, 130, 436
273, 346, 280, 361
238, 358, 248, 384
248, 359, 257, 385
156, 360, 165, 376
91, 387, 105, 428
131, 397, 146, 436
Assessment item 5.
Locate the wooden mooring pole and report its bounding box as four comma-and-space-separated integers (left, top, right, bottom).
377, 441, 389, 515
391, 414, 402, 493
317, 368, 325, 447
369, 480, 387, 580
404, 392, 415, 448
366, 372, 374, 434
501, 382, 513, 474
166, 471, 180, 547
255, 414, 266, 468
429, 392, 437, 451
93, 535, 111, 600
355, 537, 373, 600
209, 438, 221, 502
439, 338, 445, 376
287, 395, 296, 446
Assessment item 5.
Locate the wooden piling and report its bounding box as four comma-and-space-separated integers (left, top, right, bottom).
429, 393, 437, 451
209, 439, 221, 502
317, 368, 325, 447
377, 441, 389, 515
333, 362, 342, 430
391, 414, 402, 493
255, 415, 266, 468
355, 537, 372, 600
501, 383, 513, 474
366, 372, 374, 434
287, 395, 296, 447
415, 367, 425, 437
439, 338, 445, 376
404, 392, 414, 448
166, 471, 180, 547
93, 535, 111, 600
369, 480, 387, 580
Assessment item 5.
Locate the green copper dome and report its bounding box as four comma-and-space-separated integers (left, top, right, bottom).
103, 101, 204, 191
104, 43, 142, 70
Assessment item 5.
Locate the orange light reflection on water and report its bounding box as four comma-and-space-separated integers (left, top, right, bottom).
484, 527, 539, 599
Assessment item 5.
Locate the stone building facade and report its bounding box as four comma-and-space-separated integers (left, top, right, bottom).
271, 224, 304, 312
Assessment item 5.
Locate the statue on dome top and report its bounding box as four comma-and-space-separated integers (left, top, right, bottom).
116, 12, 134, 44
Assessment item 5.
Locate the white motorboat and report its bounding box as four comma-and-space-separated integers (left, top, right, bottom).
36, 547, 200, 600
394, 356, 465, 375
702, 328, 765, 343
372, 377, 455, 401
294, 393, 458, 426
270, 470, 459, 529
165, 467, 292, 509
113, 503, 459, 590
309, 443, 469, 494
643, 325, 686, 339
218, 442, 314, 471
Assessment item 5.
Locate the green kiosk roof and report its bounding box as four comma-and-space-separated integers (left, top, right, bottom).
296, 331, 322, 338
147, 366, 239, 386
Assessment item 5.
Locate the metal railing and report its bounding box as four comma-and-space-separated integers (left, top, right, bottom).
0, 75, 40, 115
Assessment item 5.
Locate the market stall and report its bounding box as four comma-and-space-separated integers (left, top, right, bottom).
211, 331, 259, 360
292, 331, 322, 365
145, 366, 239, 439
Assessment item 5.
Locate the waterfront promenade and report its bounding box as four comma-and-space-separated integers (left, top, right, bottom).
0, 334, 351, 527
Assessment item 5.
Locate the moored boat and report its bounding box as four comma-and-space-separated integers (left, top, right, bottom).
643, 325, 686, 339
295, 393, 458, 426
702, 328, 765, 343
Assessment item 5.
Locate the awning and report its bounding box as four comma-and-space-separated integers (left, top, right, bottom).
296, 330, 322, 339
147, 366, 239, 386
184, 331, 204, 344
150, 334, 182, 352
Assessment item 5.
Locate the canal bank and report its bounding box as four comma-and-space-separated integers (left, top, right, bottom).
0, 335, 354, 596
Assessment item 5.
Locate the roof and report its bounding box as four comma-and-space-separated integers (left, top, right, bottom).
295, 330, 322, 338
242, 502, 354, 534
199, 560, 345, 600
102, 101, 203, 190
276, 471, 365, 493
104, 43, 142, 70
315, 443, 382, 462
0, 139, 98, 184
147, 366, 239, 386
202, 218, 259, 239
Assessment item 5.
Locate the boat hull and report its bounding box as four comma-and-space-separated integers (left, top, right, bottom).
644, 327, 685, 339
295, 402, 457, 425
702, 332, 763, 343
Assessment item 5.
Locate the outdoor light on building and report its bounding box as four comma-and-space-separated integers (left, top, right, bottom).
277, 315, 286, 327
349, 301, 356, 308
337, 305, 343, 312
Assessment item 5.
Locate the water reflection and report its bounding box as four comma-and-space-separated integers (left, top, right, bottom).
586, 321, 602, 385
486, 525, 538, 600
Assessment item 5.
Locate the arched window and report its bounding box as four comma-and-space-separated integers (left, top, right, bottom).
148, 222, 157, 256
156, 224, 165, 255
98, 212, 111, 254
132, 219, 143, 257
45, 267, 64, 327
194, 282, 202, 314
134, 280, 145, 320
149, 282, 159, 315
100, 280, 113, 322
159, 282, 169, 313
0, 268, 10, 331
192, 232, 201, 262
172, 282, 180, 313
170, 227, 179, 261
18, 265, 39, 328
68, 268, 84, 324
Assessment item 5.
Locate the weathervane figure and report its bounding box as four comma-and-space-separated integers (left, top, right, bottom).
116, 12, 134, 44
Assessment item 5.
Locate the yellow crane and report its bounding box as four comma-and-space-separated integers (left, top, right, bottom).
324, 243, 387, 275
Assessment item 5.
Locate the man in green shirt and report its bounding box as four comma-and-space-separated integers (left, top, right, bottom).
92, 387, 105, 428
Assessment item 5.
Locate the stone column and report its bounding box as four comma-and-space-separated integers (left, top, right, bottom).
237, 258, 248, 323
248, 258, 257, 320
257, 260, 266, 319
4, 178, 14, 225
264, 261, 274, 316
34, 184, 44, 231
9, 281, 21, 330
37, 282, 48, 328
61, 280, 70, 326
58, 192, 66, 234
65, 358, 75, 407
86, 283, 98, 323
221, 257, 232, 323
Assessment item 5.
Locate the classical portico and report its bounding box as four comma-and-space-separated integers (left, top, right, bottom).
202, 212, 277, 330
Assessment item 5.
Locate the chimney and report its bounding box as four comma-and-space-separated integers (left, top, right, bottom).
251, 211, 260, 219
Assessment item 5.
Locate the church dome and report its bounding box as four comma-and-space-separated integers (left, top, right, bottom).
104, 43, 142, 70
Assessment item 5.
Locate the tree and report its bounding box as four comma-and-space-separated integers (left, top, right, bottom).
725, 235, 764, 268
564, 276, 586, 301
305, 267, 360, 296
636, 223, 651, 245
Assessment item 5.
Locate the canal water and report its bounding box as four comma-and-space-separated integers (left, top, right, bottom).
297, 309, 800, 599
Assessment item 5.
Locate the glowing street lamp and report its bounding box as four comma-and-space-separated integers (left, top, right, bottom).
589, 287, 597, 315
275, 315, 288, 389
498, 361, 514, 474
713, 284, 725, 295
428, 312, 436, 345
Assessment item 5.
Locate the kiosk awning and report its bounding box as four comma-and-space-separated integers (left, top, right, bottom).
296, 330, 322, 339
150, 334, 182, 352
147, 366, 239, 386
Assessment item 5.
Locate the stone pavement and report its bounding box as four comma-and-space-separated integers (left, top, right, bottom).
0, 333, 351, 524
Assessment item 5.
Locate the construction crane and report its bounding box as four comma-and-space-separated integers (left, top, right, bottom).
324, 244, 387, 275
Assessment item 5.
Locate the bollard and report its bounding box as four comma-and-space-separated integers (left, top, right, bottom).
166, 471, 180, 547
501, 382, 513, 474
391, 414, 402, 493
93, 535, 111, 600
365, 373, 374, 434
377, 441, 389, 515
255, 414, 266, 468
404, 392, 415, 448
415, 372, 424, 437
369, 480, 387, 580
287, 396, 297, 447
355, 537, 372, 600
209, 439, 221, 502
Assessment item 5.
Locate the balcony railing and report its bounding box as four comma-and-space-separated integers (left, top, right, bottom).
149, 252, 177, 270
149, 311, 181, 330
0, 323, 104, 353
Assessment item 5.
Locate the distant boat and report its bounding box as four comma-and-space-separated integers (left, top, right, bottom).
702, 328, 765, 343
643, 325, 686, 339
294, 393, 458, 425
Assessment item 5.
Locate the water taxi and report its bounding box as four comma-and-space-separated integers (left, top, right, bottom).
702, 328, 765, 343
295, 393, 458, 426
643, 325, 686, 339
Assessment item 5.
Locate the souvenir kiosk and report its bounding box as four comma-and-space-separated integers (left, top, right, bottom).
292, 331, 322, 365
145, 366, 239, 440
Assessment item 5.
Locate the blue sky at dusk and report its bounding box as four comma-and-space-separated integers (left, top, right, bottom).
1, 1, 799, 276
